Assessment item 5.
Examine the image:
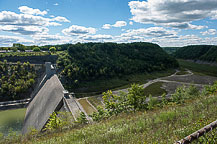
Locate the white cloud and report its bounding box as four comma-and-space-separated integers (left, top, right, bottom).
0, 25, 48, 35
102, 24, 111, 29
54, 3, 59, 6
121, 27, 178, 38
0, 7, 71, 36
32, 34, 72, 45
0, 11, 59, 26
201, 29, 217, 35
0, 35, 34, 46
102, 21, 127, 29
128, 0, 217, 29
62, 25, 96, 36
113, 21, 127, 27
19, 6, 47, 16
52, 16, 70, 23
129, 21, 133, 25
81, 34, 113, 41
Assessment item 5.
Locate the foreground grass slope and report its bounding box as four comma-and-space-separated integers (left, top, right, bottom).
2, 90, 216, 144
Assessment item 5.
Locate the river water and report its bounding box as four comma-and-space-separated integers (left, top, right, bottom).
0, 108, 26, 136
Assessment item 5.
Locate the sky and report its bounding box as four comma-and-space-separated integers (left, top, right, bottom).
0, 0, 217, 47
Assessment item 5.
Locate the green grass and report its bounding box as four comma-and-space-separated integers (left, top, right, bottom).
87, 96, 103, 108
176, 71, 189, 75
178, 59, 217, 77
73, 69, 175, 97
144, 82, 167, 97
176, 68, 189, 75
0, 108, 26, 135
78, 99, 96, 115
6, 93, 217, 144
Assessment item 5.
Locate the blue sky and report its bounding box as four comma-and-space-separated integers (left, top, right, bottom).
0, 0, 217, 47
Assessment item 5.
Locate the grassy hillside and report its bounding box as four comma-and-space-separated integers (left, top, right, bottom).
178, 59, 217, 77
174, 45, 217, 62
2, 85, 216, 144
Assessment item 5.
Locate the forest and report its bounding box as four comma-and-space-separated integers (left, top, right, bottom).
57, 42, 179, 89
174, 45, 217, 62
0, 61, 37, 101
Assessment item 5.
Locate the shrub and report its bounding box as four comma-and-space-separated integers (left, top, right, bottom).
127, 84, 147, 110
44, 112, 63, 131
33, 47, 40, 52
49, 47, 56, 53
77, 112, 88, 124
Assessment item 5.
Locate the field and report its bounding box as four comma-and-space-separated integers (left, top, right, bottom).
143, 82, 167, 97
0, 108, 26, 135
178, 59, 217, 77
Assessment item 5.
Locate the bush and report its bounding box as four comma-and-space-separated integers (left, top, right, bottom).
49, 47, 56, 53
77, 112, 88, 124
171, 85, 200, 104
44, 112, 64, 131
33, 47, 40, 52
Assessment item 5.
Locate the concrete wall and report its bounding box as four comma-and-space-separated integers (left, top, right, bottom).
0, 55, 58, 64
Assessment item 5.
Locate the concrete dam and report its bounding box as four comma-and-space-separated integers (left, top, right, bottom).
22, 62, 92, 134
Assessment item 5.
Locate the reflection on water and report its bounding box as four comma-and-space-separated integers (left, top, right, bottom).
0, 108, 26, 136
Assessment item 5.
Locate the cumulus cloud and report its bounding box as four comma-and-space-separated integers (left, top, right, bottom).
52, 16, 70, 23
0, 35, 34, 46
200, 29, 217, 35
102, 24, 111, 29
0, 6, 71, 36
129, 21, 133, 25
62, 25, 96, 36
32, 34, 72, 45
0, 11, 59, 26
19, 6, 47, 16
102, 21, 127, 29
81, 34, 113, 41
121, 27, 178, 38
54, 3, 59, 6
0, 25, 48, 35
113, 21, 127, 27
128, 0, 217, 29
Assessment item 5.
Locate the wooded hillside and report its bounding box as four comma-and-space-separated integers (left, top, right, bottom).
57, 42, 178, 88
174, 45, 217, 62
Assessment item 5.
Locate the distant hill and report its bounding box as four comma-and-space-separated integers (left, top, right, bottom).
174, 45, 217, 62
162, 47, 181, 54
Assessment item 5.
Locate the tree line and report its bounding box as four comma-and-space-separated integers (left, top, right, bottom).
0, 60, 37, 101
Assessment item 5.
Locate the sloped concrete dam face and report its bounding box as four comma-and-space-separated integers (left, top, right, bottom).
22, 74, 65, 134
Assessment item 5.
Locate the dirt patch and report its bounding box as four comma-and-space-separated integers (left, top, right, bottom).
78, 99, 96, 115
162, 82, 204, 96
88, 96, 103, 108
162, 74, 217, 85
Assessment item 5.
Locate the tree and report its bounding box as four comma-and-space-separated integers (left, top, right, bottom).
49, 47, 56, 53
33, 47, 40, 52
